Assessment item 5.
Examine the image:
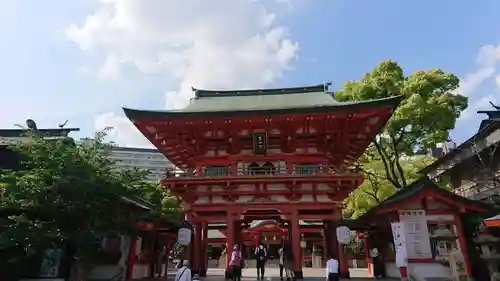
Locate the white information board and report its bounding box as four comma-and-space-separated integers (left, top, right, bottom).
399, 210, 432, 259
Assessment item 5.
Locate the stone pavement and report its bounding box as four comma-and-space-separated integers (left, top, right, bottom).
154, 268, 398, 281
198, 268, 397, 280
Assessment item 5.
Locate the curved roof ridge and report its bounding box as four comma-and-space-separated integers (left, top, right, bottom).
192, 84, 328, 98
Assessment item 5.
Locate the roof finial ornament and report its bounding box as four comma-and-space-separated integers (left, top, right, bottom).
323, 81, 332, 92
26, 119, 38, 131
191, 86, 200, 99
58, 120, 68, 128
490, 101, 500, 111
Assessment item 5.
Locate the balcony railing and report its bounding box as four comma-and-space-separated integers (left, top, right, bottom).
164, 165, 358, 179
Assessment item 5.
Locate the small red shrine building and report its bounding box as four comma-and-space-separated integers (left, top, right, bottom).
350, 177, 491, 280
123, 84, 402, 278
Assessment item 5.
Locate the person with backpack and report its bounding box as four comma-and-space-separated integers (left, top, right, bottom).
254, 243, 268, 279
229, 244, 243, 281
174, 260, 191, 281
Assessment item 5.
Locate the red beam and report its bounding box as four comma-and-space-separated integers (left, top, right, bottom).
191, 202, 341, 212
135, 108, 394, 168
162, 174, 363, 186
185, 189, 349, 197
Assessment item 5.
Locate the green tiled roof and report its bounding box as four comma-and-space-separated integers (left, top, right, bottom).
123, 84, 402, 119
357, 176, 493, 222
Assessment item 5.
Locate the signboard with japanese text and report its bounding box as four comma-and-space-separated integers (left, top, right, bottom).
252, 132, 268, 155
399, 210, 432, 259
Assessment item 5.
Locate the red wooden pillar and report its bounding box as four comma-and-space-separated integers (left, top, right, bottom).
193, 223, 202, 274
225, 216, 235, 278
126, 236, 138, 281
338, 242, 349, 278
201, 222, 208, 277
363, 232, 372, 277
291, 212, 303, 279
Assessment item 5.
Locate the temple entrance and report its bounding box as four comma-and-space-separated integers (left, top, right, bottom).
124, 84, 401, 278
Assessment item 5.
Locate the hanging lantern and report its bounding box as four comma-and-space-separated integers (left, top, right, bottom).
177, 220, 193, 246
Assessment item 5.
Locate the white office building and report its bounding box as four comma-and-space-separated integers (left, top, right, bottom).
108, 147, 174, 181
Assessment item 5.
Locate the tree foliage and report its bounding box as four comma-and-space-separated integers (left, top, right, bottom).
344, 154, 434, 219
132, 180, 183, 222
336, 60, 468, 189
0, 130, 179, 265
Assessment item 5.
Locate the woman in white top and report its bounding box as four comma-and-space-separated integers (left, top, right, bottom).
326, 254, 339, 281
371, 247, 384, 279
278, 247, 285, 280
174, 260, 191, 281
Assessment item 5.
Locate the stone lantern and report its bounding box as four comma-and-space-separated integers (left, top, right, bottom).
473, 223, 500, 280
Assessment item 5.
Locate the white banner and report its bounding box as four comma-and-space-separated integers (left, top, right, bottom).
399, 210, 432, 259
391, 222, 408, 267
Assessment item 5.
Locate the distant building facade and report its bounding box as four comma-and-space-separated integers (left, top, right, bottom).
427, 141, 457, 158
421, 109, 500, 202
109, 147, 174, 181
0, 124, 80, 171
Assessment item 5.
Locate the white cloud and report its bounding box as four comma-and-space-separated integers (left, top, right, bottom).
65, 0, 299, 147
456, 66, 494, 96
455, 44, 500, 97
461, 93, 498, 120
94, 112, 154, 148
455, 44, 500, 121
476, 44, 500, 66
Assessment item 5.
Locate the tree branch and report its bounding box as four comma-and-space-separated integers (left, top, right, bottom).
364, 175, 381, 203
391, 134, 408, 187
373, 138, 401, 189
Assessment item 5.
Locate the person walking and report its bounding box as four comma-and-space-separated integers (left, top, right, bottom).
174, 260, 191, 281
326, 254, 339, 281
278, 246, 287, 280
371, 247, 385, 279
254, 243, 268, 279
229, 244, 243, 281
283, 241, 295, 281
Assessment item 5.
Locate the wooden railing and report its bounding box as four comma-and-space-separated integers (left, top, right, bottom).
164, 165, 358, 179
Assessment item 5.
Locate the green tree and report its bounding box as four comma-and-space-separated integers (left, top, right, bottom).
0, 130, 171, 278
344, 154, 434, 219
132, 180, 182, 222
336, 60, 467, 189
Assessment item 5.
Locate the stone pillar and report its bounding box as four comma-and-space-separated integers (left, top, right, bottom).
291, 214, 303, 279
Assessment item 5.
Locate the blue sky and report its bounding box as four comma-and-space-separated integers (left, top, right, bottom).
1, 0, 499, 147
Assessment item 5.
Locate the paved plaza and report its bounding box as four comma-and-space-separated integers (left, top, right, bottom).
157, 267, 398, 281
197, 268, 396, 281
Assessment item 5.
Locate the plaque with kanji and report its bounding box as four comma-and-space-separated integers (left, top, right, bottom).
252, 131, 268, 155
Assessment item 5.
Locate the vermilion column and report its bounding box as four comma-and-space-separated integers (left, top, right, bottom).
363, 232, 372, 277
338, 241, 349, 278
201, 222, 208, 277
193, 223, 202, 275
225, 217, 235, 279
126, 236, 137, 281
291, 213, 303, 279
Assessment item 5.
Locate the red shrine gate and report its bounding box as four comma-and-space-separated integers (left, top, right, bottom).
123, 84, 401, 278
